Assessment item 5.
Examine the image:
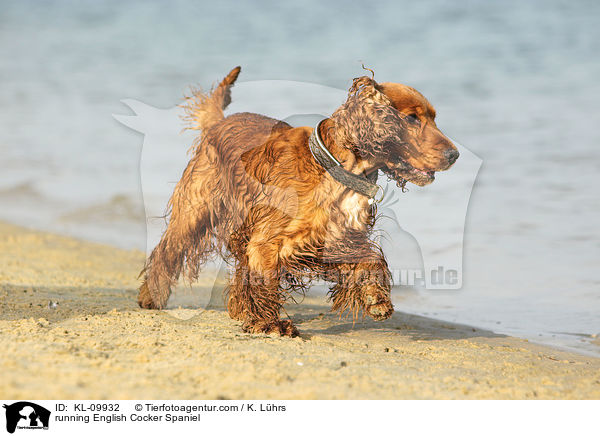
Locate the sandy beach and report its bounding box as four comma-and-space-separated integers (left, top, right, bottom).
1, 220, 599, 400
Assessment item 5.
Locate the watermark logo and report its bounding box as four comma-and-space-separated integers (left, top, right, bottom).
115, 79, 481, 309
3, 402, 50, 433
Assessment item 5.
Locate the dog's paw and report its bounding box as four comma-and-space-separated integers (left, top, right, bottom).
242, 319, 299, 337
366, 300, 394, 321
363, 286, 394, 321
137, 281, 161, 309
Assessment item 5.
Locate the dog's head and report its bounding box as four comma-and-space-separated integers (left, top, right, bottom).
330, 76, 458, 187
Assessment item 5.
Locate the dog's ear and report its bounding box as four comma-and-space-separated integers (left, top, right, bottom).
331, 76, 402, 158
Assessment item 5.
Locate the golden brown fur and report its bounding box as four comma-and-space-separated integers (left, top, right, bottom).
138, 66, 458, 336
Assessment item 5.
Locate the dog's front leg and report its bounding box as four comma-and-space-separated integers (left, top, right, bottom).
325, 239, 394, 321
226, 241, 298, 337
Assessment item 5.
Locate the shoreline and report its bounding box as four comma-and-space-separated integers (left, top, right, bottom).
5, 219, 599, 358
1, 220, 599, 399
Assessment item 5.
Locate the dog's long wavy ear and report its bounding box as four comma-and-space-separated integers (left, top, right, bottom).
330, 75, 400, 159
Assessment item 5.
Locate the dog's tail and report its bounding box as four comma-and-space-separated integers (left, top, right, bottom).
182, 66, 241, 133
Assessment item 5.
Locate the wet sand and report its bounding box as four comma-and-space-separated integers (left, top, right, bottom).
1, 221, 599, 399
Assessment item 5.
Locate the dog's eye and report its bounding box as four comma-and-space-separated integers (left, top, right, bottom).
407, 113, 420, 123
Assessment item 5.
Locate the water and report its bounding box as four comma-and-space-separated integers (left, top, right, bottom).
0, 0, 598, 355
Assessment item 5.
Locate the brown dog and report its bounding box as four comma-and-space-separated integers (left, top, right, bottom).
138, 66, 458, 336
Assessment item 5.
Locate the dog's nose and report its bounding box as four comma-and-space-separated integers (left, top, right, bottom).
444, 149, 459, 165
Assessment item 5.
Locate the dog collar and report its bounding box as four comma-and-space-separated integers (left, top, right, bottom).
308, 120, 382, 203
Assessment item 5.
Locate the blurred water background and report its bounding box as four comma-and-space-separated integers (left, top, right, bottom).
1, 0, 599, 355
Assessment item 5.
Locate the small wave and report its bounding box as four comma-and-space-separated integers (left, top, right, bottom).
0, 181, 42, 199
59, 194, 145, 223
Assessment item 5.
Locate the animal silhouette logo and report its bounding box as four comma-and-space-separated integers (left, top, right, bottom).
3, 402, 50, 433
114, 79, 481, 302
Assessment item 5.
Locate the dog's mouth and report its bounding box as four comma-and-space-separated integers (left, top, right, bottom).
381, 161, 436, 187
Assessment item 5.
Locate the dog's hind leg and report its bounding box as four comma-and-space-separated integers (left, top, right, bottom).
226, 240, 298, 337
138, 171, 217, 309
138, 202, 214, 309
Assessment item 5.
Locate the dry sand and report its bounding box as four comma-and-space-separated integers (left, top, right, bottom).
1, 221, 599, 399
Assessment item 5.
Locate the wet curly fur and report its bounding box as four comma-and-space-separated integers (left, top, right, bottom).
138, 66, 458, 336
